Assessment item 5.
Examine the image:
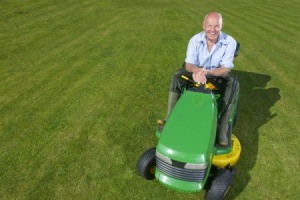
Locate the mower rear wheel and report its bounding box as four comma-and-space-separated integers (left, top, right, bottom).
205, 168, 235, 200
137, 147, 156, 180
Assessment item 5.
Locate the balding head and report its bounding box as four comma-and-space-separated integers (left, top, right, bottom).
202, 12, 223, 43
203, 12, 223, 30
203, 12, 223, 29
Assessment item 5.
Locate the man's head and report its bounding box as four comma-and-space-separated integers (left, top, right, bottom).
203, 12, 223, 43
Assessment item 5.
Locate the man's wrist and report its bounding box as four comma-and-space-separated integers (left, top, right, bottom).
192, 66, 201, 74
206, 70, 211, 76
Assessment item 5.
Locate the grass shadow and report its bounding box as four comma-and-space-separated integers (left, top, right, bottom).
228, 70, 281, 199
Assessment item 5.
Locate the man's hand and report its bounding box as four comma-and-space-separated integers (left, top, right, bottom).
193, 69, 207, 84
185, 63, 207, 84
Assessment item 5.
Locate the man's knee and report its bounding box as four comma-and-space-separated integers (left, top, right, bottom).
169, 67, 191, 93
223, 76, 236, 104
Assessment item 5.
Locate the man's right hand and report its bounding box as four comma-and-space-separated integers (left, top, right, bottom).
192, 69, 207, 84
185, 63, 207, 84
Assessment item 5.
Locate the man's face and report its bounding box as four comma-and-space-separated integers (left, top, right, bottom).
203, 14, 222, 42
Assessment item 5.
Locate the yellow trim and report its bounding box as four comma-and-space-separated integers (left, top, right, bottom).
181, 75, 200, 87
205, 82, 217, 90
212, 135, 241, 168
181, 75, 189, 81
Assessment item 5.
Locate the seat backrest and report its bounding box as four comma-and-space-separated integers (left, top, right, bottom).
234, 42, 240, 57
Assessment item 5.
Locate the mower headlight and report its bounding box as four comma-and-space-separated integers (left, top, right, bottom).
156, 151, 172, 165
184, 162, 208, 170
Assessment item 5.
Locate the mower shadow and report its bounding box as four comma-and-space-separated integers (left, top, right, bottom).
228, 70, 281, 199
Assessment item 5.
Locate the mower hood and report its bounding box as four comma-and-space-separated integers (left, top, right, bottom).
156, 91, 217, 164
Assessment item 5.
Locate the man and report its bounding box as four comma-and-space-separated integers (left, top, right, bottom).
158, 12, 237, 146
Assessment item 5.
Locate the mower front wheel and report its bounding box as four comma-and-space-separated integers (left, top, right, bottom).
137, 147, 156, 180
205, 168, 236, 200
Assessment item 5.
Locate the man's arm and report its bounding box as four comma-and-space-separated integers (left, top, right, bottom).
186, 63, 230, 84
185, 63, 205, 74
206, 67, 230, 78
185, 63, 207, 84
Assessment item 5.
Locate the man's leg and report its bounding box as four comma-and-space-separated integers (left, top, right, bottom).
165, 91, 180, 120
217, 76, 235, 146
158, 66, 192, 125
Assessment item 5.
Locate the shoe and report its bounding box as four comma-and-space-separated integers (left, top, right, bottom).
157, 119, 166, 133
157, 119, 166, 126
218, 134, 228, 146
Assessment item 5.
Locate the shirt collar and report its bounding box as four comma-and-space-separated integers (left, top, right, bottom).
199, 31, 228, 45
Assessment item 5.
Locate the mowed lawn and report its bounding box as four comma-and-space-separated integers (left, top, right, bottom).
1, 0, 299, 199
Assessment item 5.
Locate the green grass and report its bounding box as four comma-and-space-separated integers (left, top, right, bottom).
1, 0, 299, 199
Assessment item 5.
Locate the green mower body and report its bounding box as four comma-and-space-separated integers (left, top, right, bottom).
138, 43, 241, 199
155, 91, 217, 192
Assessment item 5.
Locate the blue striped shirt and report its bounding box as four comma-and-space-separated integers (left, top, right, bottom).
185, 31, 237, 70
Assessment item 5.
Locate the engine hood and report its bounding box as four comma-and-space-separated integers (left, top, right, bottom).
157, 91, 217, 164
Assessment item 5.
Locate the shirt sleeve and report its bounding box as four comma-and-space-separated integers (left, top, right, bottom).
185, 37, 199, 65
220, 38, 237, 68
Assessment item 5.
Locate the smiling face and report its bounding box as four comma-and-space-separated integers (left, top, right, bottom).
203, 12, 223, 43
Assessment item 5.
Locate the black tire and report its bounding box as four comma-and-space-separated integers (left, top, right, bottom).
205, 168, 236, 200
137, 147, 156, 180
